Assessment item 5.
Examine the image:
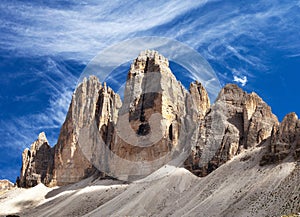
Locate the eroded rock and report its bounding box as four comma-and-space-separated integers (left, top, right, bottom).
19, 132, 53, 187
185, 84, 278, 176
50, 76, 122, 186
260, 112, 300, 165
0, 179, 14, 191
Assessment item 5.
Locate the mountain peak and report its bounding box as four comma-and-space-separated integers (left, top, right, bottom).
19, 132, 53, 187
137, 49, 168, 63
37, 132, 47, 144
128, 50, 169, 78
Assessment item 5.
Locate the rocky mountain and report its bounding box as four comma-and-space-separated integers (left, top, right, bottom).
0, 50, 298, 216
50, 76, 105, 186
17, 50, 299, 190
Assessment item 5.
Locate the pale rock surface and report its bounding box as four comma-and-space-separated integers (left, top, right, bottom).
185, 84, 279, 176
19, 132, 53, 187
51, 76, 122, 186
0, 179, 14, 191
114, 50, 189, 161
189, 81, 210, 120
22, 50, 197, 185
18, 50, 299, 188
81, 50, 197, 181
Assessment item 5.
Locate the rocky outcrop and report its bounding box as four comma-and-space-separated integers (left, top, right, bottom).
50, 76, 99, 186
113, 50, 195, 179
113, 50, 191, 161
79, 50, 197, 181
46, 50, 197, 183
19, 132, 53, 188
189, 81, 210, 120
0, 180, 14, 191
50, 76, 122, 186
260, 112, 300, 165
184, 84, 279, 176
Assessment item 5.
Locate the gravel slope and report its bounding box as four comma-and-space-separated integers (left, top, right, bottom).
1, 147, 299, 217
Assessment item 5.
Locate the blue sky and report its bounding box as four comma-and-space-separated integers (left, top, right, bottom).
0, 0, 299, 182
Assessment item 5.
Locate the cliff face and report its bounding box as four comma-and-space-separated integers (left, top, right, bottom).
189, 81, 210, 120
19, 50, 300, 187
19, 132, 53, 187
260, 112, 300, 165
184, 84, 279, 176
106, 50, 197, 180
50, 76, 99, 186
51, 76, 122, 186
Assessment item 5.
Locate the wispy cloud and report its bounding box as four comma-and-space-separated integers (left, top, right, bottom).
285, 53, 300, 58
170, 1, 300, 78
0, 0, 206, 61
1, 0, 299, 145
0, 57, 77, 149
233, 75, 247, 87
1, 1, 299, 77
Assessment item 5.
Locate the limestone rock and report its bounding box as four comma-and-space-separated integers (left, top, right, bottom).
59, 50, 197, 182
19, 132, 53, 187
51, 76, 121, 186
260, 112, 300, 165
243, 92, 278, 148
0, 179, 14, 191
77, 79, 122, 179
84, 50, 197, 180
185, 84, 278, 176
189, 81, 210, 120
114, 50, 187, 160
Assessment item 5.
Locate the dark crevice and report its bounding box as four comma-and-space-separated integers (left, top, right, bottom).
169, 124, 173, 141
143, 57, 149, 74
139, 57, 149, 122
137, 123, 151, 136
136, 57, 151, 136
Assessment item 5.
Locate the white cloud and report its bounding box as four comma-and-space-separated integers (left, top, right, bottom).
286, 53, 300, 58
233, 75, 247, 87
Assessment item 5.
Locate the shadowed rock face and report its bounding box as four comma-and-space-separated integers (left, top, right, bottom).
19, 132, 53, 188
104, 50, 198, 180
260, 112, 300, 165
18, 50, 299, 187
